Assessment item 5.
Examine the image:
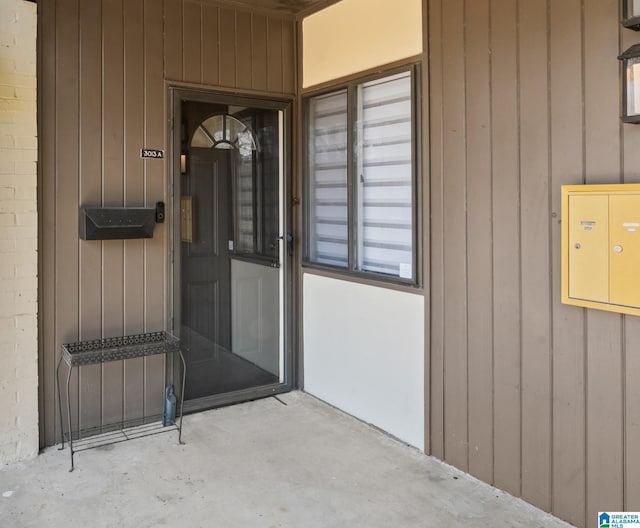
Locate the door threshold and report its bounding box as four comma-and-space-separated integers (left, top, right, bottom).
182, 383, 291, 415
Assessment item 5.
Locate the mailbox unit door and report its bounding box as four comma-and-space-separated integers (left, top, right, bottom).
609, 194, 640, 308
568, 194, 609, 303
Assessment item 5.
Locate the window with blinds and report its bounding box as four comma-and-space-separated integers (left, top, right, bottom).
307, 90, 349, 267
304, 67, 418, 283
356, 72, 413, 277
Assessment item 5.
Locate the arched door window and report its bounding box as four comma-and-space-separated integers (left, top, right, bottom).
190, 114, 257, 158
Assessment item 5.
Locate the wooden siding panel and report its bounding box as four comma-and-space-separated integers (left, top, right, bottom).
143, 0, 166, 418
123, 0, 146, 422
164, 0, 183, 82
40, 0, 57, 447
236, 10, 253, 89
441, 0, 468, 472
428, 0, 445, 460
421, 0, 430, 456
518, 0, 552, 512
549, 0, 586, 524
78, 0, 103, 433
267, 18, 283, 94
252, 14, 268, 91
621, 23, 640, 514
55, 0, 81, 440
201, 4, 220, 86
282, 21, 295, 94
585, 312, 624, 519
101, 0, 125, 426
219, 7, 236, 87
489, 0, 521, 498
464, 0, 493, 485
183, 1, 203, 84
584, 0, 624, 522
624, 321, 640, 511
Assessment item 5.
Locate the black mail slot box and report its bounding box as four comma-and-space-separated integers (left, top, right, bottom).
79, 206, 156, 240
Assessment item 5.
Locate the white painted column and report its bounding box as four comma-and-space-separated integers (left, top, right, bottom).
0, 0, 39, 463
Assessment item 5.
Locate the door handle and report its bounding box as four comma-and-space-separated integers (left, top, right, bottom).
286, 233, 294, 257
278, 233, 294, 257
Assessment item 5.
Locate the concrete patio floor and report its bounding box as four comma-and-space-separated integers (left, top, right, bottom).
1, 391, 572, 528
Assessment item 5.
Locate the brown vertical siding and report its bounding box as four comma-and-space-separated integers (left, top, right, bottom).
464, 0, 493, 486
518, 0, 552, 511
55, 0, 81, 439
490, 0, 522, 499
165, 0, 184, 82
219, 8, 237, 86
123, 0, 146, 422
267, 19, 284, 93
183, 1, 203, 84
441, 0, 468, 473
622, 11, 640, 514
428, 0, 639, 525
202, 5, 220, 87
38, 0, 56, 448
428, 0, 445, 462
142, 0, 166, 420
101, 0, 126, 427
549, 0, 586, 524
421, 0, 431, 458
78, 0, 103, 433
236, 11, 253, 88
252, 14, 269, 92
282, 22, 295, 94
583, 0, 625, 523
39, 0, 296, 447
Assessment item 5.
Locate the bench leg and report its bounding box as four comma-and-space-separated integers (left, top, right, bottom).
56, 357, 65, 450
65, 365, 74, 472
178, 349, 186, 445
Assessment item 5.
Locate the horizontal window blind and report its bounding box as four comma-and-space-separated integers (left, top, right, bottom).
235, 155, 254, 253
356, 72, 413, 278
307, 90, 349, 267
304, 67, 417, 283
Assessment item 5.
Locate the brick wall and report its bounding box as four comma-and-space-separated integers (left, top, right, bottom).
0, 0, 38, 464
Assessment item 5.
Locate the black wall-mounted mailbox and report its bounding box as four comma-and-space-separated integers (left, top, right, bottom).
79, 206, 156, 240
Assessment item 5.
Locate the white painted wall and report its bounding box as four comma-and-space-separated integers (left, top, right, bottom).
302, 0, 422, 88
0, 0, 38, 463
231, 259, 280, 375
303, 274, 424, 450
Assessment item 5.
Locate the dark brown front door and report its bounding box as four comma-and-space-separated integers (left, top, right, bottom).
181, 148, 232, 401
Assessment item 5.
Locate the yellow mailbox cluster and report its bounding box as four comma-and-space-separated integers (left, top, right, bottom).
562, 184, 640, 316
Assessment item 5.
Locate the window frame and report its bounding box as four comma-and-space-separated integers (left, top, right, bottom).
302, 63, 422, 287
